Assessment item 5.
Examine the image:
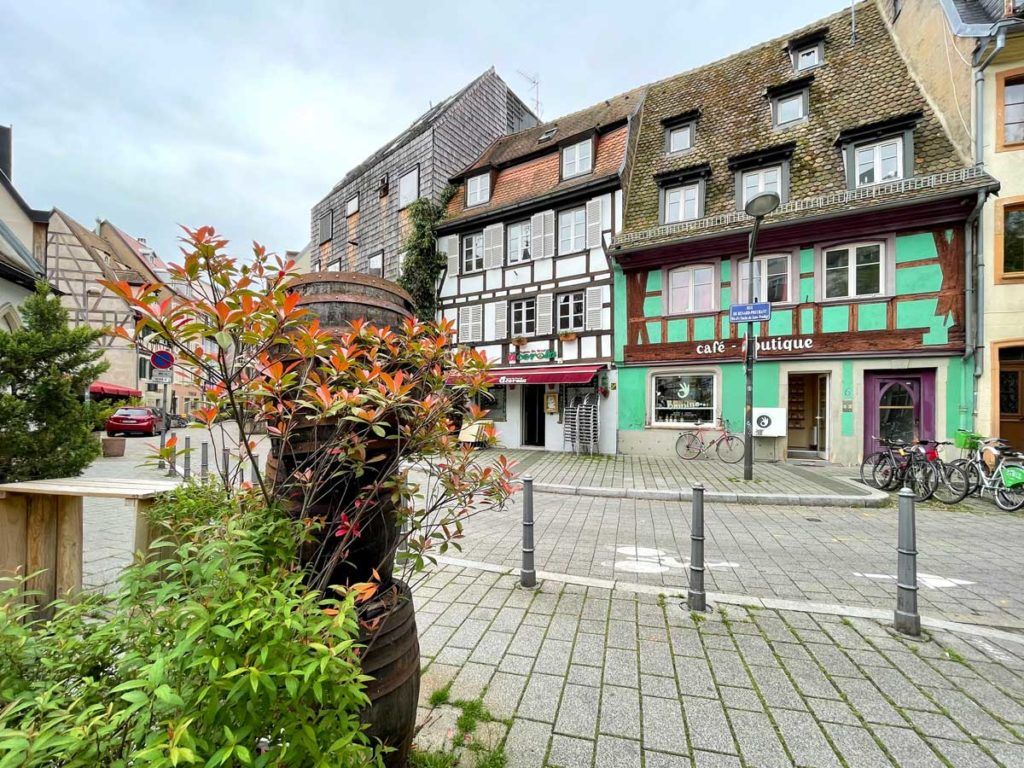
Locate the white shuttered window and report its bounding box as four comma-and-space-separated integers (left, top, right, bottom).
458, 305, 483, 343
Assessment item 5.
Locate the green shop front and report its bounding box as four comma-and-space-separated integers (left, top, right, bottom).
610, 197, 981, 466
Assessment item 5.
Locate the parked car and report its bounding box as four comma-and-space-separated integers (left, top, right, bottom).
105, 407, 166, 437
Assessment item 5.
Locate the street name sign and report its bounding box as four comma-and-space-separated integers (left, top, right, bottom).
729, 302, 771, 324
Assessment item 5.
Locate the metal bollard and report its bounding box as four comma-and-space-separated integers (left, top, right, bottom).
200, 441, 209, 480
183, 436, 191, 479
688, 484, 707, 612
167, 442, 176, 477
250, 455, 258, 485
158, 430, 166, 469
894, 486, 921, 636
222, 447, 231, 485
521, 475, 537, 588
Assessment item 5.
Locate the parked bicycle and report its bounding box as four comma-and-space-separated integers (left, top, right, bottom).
859, 438, 949, 503
675, 417, 745, 464
949, 430, 1024, 511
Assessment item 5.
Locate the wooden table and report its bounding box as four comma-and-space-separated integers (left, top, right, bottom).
0, 477, 180, 617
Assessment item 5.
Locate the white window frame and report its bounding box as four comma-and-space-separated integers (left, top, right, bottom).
666, 264, 717, 315
741, 166, 782, 207
398, 167, 419, 209
368, 252, 384, 278
796, 46, 820, 70
668, 124, 692, 153
346, 195, 359, 217
854, 138, 903, 188
511, 298, 536, 337
821, 241, 886, 300
736, 254, 791, 304
507, 220, 532, 264
467, 173, 490, 207
651, 372, 718, 427
461, 231, 484, 273
558, 207, 587, 254
561, 139, 593, 179
773, 92, 806, 127
664, 184, 700, 224
557, 291, 585, 332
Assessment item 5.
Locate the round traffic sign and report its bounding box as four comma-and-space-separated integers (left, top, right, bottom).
151, 350, 175, 370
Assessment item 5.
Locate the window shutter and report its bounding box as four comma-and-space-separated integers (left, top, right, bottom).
530, 212, 545, 258
586, 198, 602, 249
536, 293, 553, 336
483, 223, 504, 269
458, 306, 471, 342
471, 304, 483, 342
585, 287, 603, 331
493, 300, 508, 340
542, 211, 556, 258
441, 235, 460, 277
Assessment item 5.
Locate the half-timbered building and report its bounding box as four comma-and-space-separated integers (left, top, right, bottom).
437, 90, 643, 453
608, 2, 999, 465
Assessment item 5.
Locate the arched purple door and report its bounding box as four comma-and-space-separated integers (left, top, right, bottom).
863, 370, 935, 457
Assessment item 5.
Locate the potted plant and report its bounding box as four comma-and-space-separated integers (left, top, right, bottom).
511, 335, 528, 347
103, 227, 515, 767
101, 435, 126, 457
558, 331, 578, 342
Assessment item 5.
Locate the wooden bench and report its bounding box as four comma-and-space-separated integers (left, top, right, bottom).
0, 478, 180, 618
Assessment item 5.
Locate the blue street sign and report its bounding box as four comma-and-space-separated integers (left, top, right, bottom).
151, 350, 175, 370
729, 302, 772, 324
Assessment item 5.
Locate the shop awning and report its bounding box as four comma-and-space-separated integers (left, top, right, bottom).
486, 364, 603, 386
89, 381, 142, 398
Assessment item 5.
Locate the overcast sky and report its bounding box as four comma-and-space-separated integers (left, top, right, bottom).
2, 0, 849, 262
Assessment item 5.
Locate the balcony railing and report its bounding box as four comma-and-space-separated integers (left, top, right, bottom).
614, 166, 988, 248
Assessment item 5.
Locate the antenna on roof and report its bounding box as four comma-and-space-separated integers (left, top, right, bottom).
851, 0, 857, 43
518, 70, 541, 117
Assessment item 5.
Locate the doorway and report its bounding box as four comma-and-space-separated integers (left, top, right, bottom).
998, 347, 1024, 448
863, 370, 935, 457
787, 373, 829, 459
523, 385, 546, 447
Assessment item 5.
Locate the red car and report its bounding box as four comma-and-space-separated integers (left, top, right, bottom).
105, 407, 165, 437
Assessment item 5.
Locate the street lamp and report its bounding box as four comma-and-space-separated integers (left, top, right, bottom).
742, 192, 780, 481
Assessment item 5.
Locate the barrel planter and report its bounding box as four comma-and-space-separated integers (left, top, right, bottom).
269, 272, 419, 766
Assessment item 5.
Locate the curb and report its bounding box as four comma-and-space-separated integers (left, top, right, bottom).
533, 478, 889, 508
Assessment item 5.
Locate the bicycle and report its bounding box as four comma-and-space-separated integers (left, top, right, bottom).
949, 430, 1024, 511
915, 440, 970, 505
675, 417, 745, 464
860, 438, 937, 503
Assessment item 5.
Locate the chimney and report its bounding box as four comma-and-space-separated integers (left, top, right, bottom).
0, 125, 11, 180
138, 237, 147, 245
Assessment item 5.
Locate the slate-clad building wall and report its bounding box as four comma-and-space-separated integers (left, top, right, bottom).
309, 69, 536, 282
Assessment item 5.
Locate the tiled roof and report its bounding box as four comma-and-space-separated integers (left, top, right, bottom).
443, 125, 629, 226
453, 87, 645, 179
950, 0, 1005, 27
617, 2, 972, 250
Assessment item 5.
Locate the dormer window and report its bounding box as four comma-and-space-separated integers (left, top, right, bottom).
855, 139, 903, 187
467, 173, 490, 207
787, 28, 826, 72
795, 45, 821, 71
662, 109, 700, 155
773, 91, 807, 127
561, 138, 593, 179
318, 210, 333, 245
728, 143, 795, 211
538, 127, 558, 143
836, 112, 920, 190
655, 163, 711, 225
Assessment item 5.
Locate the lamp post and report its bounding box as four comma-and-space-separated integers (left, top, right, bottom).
742, 192, 780, 482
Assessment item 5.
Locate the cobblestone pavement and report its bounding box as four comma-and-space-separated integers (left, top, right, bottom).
414, 564, 1024, 768
492, 449, 874, 500
447, 491, 1024, 630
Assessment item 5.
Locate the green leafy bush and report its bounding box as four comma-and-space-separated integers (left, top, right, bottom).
0, 484, 381, 767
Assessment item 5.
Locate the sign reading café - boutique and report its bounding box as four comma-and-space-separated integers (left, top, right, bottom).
682, 335, 815, 359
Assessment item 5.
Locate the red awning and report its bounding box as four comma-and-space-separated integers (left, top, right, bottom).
486, 364, 603, 386
89, 381, 142, 398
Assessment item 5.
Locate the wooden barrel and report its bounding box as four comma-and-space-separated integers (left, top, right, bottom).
289, 272, 414, 331
360, 579, 420, 768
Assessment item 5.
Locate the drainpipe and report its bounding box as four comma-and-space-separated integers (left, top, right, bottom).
964, 189, 985, 429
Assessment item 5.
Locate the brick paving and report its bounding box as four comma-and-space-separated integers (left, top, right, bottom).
414, 564, 1024, 768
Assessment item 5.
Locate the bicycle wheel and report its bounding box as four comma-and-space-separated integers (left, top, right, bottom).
873, 456, 900, 491
995, 482, 1024, 511
860, 452, 888, 488
931, 463, 970, 505
676, 432, 702, 460
949, 459, 982, 496
716, 434, 744, 464
907, 462, 937, 502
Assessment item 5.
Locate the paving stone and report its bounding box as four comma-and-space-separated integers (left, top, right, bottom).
554, 683, 599, 739
418, 663, 460, 707
832, 677, 904, 726
546, 735, 594, 768
414, 705, 460, 752
595, 735, 642, 768
448, 619, 492, 650
707, 649, 753, 688
640, 641, 675, 678
927, 688, 1019, 742
683, 696, 736, 755
571, 632, 606, 667
482, 672, 527, 720
505, 718, 551, 768
747, 663, 806, 711
568, 663, 603, 688
980, 738, 1024, 766
873, 725, 945, 768
604, 647, 640, 688
599, 684, 641, 739
718, 685, 763, 712
517, 673, 564, 723
641, 672, 680, 699
822, 722, 894, 768
806, 696, 861, 726
498, 653, 535, 675
642, 694, 688, 755
772, 707, 842, 768
692, 751, 742, 768
784, 658, 840, 699
903, 708, 967, 741
469, 631, 513, 665
449, 661, 495, 702
644, 750, 693, 768
924, 738, 1001, 768
534, 638, 573, 676
728, 709, 791, 768
676, 657, 717, 698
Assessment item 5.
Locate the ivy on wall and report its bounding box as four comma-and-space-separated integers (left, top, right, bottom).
399, 186, 456, 320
